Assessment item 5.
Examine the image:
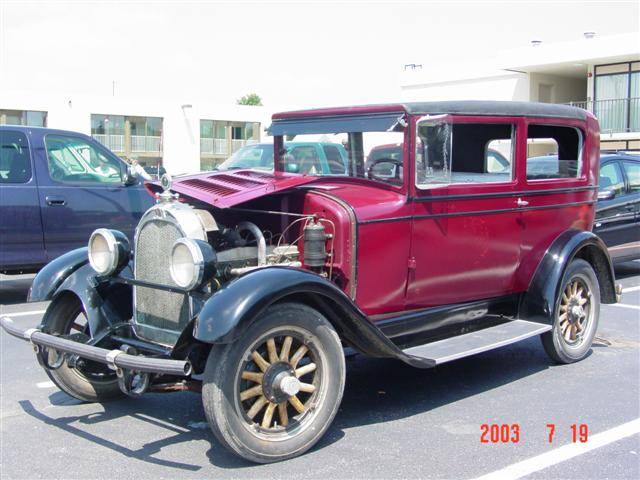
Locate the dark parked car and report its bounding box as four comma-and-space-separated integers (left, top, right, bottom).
2, 101, 620, 464
0, 126, 154, 273
528, 152, 640, 263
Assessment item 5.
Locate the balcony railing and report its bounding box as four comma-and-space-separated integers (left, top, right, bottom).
200, 138, 228, 155
232, 139, 247, 152
567, 98, 639, 134
92, 134, 125, 152
131, 135, 162, 153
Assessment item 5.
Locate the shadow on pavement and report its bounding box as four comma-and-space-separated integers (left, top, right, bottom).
0, 274, 34, 305
18, 337, 554, 470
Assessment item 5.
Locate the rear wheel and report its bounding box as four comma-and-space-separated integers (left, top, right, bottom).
202, 302, 345, 463
541, 259, 600, 364
43, 294, 123, 402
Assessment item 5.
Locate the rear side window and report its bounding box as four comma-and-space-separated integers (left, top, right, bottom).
622, 161, 640, 193
526, 125, 582, 180
322, 145, 347, 174
0, 130, 31, 184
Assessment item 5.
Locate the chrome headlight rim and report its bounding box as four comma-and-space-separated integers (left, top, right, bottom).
169, 238, 216, 291
88, 228, 130, 276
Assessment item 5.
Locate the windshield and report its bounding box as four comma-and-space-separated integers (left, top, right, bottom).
269, 114, 406, 186
217, 144, 274, 171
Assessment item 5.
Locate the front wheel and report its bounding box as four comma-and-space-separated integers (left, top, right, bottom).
202, 303, 345, 463
541, 259, 600, 364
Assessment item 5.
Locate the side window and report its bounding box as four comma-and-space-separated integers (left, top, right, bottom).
526, 125, 582, 180
622, 161, 640, 193
416, 120, 514, 188
322, 145, 347, 174
599, 162, 625, 196
45, 135, 123, 184
0, 130, 31, 184
287, 146, 321, 175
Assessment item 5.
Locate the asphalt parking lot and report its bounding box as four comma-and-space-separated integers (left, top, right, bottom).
1, 262, 639, 480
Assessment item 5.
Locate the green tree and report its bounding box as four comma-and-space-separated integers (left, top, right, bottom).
237, 93, 263, 106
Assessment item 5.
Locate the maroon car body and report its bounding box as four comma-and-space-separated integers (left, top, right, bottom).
3, 101, 618, 464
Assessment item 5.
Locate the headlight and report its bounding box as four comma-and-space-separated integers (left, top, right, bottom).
88, 229, 130, 275
169, 238, 216, 290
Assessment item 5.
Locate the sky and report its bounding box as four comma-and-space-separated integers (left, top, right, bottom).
0, 0, 638, 110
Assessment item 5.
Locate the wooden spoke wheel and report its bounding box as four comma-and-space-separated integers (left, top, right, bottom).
202, 302, 345, 463
238, 332, 320, 431
542, 259, 600, 364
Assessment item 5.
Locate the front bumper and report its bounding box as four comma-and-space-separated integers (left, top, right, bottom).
0, 316, 192, 377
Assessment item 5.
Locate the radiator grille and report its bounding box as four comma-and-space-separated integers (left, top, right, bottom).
134, 219, 190, 340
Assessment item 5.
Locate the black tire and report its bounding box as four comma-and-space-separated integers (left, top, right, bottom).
541, 259, 600, 364
202, 302, 345, 463
43, 294, 123, 402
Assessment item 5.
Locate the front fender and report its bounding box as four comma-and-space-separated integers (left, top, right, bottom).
28, 248, 89, 302
193, 267, 434, 368
519, 229, 616, 325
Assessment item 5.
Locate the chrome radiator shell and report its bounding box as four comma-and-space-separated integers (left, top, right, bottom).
133, 201, 207, 345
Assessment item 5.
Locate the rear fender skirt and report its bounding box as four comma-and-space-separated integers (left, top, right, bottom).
193, 267, 434, 368
519, 229, 616, 325
39, 262, 133, 339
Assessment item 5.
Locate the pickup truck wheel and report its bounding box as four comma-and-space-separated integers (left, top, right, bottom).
541, 259, 600, 364
43, 295, 123, 402
202, 302, 345, 463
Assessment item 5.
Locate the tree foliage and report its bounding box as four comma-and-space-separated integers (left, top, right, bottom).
237, 93, 263, 106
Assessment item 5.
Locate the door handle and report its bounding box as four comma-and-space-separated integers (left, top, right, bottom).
46, 196, 67, 206
516, 198, 529, 207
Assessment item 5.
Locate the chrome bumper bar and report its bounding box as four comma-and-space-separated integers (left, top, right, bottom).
0, 316, 192, 377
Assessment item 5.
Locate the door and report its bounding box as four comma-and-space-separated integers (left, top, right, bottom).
407, 117, 522, 308
34, 132, 152, 262
613, 158, 640, 261
594, 160, 635, 256
0, 128, 46, 270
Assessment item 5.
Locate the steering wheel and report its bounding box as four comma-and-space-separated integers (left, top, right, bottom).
366, 157, 403, 182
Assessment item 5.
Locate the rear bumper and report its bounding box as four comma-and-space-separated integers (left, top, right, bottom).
0, 316, 192, 377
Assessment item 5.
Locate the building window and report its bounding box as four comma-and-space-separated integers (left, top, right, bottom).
200, 119, 260, 170
594, 62, 640, 133
0, 109, 47, 127
90, 115, 163, 170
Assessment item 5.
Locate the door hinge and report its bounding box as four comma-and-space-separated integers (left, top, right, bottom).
408, 256, 417, 270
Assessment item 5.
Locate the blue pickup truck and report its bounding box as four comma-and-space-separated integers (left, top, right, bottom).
0, 126, 154, 274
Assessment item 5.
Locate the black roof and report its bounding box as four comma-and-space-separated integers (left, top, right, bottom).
402, 101, 587, 120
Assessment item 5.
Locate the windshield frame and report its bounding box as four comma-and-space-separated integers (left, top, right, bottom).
271, 113, 409, 191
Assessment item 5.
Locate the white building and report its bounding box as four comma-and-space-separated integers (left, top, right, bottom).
400, 32, 640, 151
0, 90, 271, 175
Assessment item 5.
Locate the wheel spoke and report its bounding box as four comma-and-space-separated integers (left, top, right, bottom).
289, 395, 306, 414
561, 321, 569, 335
251, 351, 270, 372
70, 322, 85, 332
564, 324, 572, 341
575, 321, 583, 333
295, 363, 317, 378
266, 338, 278, 364
278, 402, 289, 426
240, 384, 263, 401
289, 345, 308, 369
298, 382, 316, 393
578, 297, 588, 306
280, 336, 293, 362
241, 371, 263, 384
559, 312, 568, 322
561, 293, 570, 305
261, 402, 276, 429
247, 395, 268, 419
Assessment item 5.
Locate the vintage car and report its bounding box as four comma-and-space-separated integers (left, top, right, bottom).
1, 101, 621, 464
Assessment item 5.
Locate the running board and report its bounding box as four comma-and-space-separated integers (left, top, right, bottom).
402, 320, 551, 365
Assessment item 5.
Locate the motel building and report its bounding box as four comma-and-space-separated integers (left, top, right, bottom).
0, 90, 268, 175
400, 32, 640, 153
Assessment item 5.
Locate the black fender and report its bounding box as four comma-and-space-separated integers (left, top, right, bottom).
29, 248, 132, 338
28, 248, 89, 302
193, 267, 434, 368
519, 229, 617, 325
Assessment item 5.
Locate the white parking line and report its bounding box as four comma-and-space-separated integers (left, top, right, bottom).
608, 303, 640, 311
36, 381, 55, 389
622, 286, 640, 293
474, 418, 640, 480
0, 310, 46, 318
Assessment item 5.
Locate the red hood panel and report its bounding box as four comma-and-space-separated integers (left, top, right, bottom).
168, 170, 321, 208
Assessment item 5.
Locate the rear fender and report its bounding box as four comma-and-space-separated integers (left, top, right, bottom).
193, 267, 433, 368
519, 229, 616, 324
